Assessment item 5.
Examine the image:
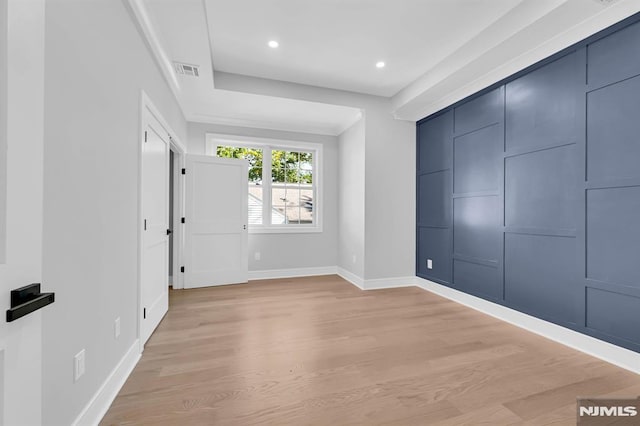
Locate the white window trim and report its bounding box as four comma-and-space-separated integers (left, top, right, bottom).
205, 133, 323, 234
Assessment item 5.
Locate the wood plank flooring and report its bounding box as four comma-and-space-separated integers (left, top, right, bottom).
101, 275, 640, 425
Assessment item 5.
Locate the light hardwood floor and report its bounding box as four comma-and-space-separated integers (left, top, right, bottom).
101, 275, 640, 425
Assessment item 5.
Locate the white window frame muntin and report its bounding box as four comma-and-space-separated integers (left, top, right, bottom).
205, 133, 323, 234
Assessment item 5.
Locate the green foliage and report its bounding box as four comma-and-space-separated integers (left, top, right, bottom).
216, 146, 313, 184
216, 146, 263, 182
271, 150, 313, 184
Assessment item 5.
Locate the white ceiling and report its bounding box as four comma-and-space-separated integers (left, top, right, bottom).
136, 0, 362, 135
205, 0, 522, 97
131, 0, 640, 132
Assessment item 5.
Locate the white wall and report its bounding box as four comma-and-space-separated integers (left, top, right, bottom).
337, 118, 365, 277
188, 122, 338, 273
363, 102, 416, 280
214, 72, 416, 280
42, 0, 187, 425
0, 0, 6, 264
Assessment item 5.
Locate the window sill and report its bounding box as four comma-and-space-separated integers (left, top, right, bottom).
249, 226, 323, 234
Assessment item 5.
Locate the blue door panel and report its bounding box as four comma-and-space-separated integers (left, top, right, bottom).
587, 75, 640, 182
505, 233, 578, 325
586, 186, 640, 288
417, 171, 450, 227
454, 87, 503, 135
453, 259, 501, 301
417, 111, 452, 173
506, 52, 578, 153
505, 145, 578, 230
454, 124, 502, 194
587, 288, 640, 345
588, 20, 640, 88
453, 196, 500, 262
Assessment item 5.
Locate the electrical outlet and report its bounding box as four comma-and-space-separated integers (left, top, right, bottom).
114, 317, 121, 339
74, 349, 85, 382
254, 252, 261, 261
427, 259, 433, 270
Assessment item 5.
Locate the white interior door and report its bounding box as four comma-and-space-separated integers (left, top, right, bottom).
184, 155, 248, 288
140, 112, 170, 345
0, 0, 45, 424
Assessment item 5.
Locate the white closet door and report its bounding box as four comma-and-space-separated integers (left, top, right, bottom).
140, 112, 170, 345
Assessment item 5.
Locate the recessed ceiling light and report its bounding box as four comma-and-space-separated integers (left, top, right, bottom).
376, 61, 385, 68
268, 40, 279, 48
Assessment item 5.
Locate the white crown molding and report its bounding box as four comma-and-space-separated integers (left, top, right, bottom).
393, 0, 640, 121
335, 109, 364, 135
122, 0, 182, 108
188, 112, 344, 136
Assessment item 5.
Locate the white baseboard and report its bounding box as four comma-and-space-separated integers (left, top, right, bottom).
335, 269, 414, 291
364, 276, 415, 290
336, 267, 365, 289
72, 340, 142, 426
415, 277, 640, 375
248, 266, 337, 281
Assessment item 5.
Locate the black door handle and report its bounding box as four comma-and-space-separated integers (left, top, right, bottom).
166, 229, 172, 235
7, 283, 55, 322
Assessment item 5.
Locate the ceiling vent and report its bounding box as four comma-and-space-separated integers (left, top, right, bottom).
174, 62, 199, 77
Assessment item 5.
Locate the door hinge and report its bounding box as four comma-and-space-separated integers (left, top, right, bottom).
181, 168, 186, 175
143, 308, 146, 319
144, 131, 147, 143
180, 266, 185, 273
144, 219, 147, 231
181, 217, 185, 224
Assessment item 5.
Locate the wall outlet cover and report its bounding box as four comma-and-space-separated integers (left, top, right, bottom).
114, 317, 121, 339
74, 349, 85, 382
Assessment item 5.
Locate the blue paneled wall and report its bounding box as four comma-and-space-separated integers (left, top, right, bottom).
416, 14, 640, 353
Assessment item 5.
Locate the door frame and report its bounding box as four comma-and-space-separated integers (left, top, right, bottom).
170, 147, 185, 290
137, 91, 185, 352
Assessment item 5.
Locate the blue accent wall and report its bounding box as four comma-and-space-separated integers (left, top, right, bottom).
416, 13, 640, 353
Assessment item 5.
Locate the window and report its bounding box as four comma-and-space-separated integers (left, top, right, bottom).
206, 134, 322, 233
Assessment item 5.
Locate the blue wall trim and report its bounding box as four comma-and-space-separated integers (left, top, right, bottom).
416, 12, 640, 353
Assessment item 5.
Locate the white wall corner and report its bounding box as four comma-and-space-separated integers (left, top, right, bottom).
336, 267, 365, 290
248, 266, 337, 281
414, 277, 640, 375
72, 341, 141, 426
